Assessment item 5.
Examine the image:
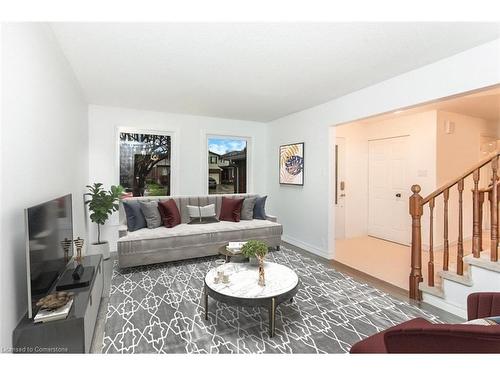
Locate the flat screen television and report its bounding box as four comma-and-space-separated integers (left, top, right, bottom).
25, 194, 73, 318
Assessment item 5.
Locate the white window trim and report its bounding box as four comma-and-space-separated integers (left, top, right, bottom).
202, 132, 253, 195
115, 126, 179, 196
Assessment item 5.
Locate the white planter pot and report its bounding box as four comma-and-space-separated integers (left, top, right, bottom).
91, 242, 110, 260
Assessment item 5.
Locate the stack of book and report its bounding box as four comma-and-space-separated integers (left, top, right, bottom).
226, 241, 247, 254
34, 298, 74, 323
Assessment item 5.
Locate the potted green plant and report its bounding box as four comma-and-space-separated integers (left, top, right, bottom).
85, 183, 123, 259
241, 240, 269, 286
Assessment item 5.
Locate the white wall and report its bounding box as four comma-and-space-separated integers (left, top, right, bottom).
267, 39, 500, 260
336, 110, 438, 239
88, 105, 269, 250
434, 111, 498, 246
1, 24, 88, 349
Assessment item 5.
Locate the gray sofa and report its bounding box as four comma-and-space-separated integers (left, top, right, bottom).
117, 194, 282, 268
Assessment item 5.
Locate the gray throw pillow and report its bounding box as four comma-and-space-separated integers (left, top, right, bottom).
122, 200, 147, 232
253, 195, 267, 220
241, 197, 257, 220
139, 200, 162, 229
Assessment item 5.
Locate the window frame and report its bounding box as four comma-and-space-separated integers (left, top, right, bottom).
204, 133, 252, 195
115, 127, 178, 196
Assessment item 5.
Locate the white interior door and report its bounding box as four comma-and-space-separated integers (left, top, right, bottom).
368, 136, 410, 245
335, 138, 346, 239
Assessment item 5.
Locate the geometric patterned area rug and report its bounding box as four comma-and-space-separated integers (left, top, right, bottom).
102, 247, 441, 353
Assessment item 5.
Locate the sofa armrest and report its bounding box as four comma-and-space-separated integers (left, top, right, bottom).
118, 225, 128, 239
385, 323, 500, 353
266, 215, 278, 223
467, 293, 500, 320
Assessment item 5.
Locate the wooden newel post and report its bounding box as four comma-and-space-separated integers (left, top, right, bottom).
409, 184, 423, 300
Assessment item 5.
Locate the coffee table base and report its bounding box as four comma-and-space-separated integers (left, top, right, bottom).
203, 284, 298, 338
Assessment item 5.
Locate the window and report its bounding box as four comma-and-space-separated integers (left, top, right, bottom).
119, 131, 171, 197
208, 137, 247, 194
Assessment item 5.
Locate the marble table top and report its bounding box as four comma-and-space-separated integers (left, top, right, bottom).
205, 262, 299, 299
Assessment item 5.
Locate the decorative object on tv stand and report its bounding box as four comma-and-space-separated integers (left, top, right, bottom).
73, 237, 84, 262
279, 142, 304, 185
241, 240, 269, 286
60, 238, 72, 263
36, 291, 74, 311
85, 183, 124, 260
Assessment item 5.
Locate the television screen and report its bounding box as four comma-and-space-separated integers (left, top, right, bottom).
25, 194, 73, 318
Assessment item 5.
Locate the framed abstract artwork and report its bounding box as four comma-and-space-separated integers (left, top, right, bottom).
279, 142, 304, 185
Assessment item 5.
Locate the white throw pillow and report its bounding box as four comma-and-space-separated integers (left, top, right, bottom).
187, 204, 216, 218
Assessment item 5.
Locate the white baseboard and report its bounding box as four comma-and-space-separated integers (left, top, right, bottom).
282, 235, 334, 260
422, 293, 467, 319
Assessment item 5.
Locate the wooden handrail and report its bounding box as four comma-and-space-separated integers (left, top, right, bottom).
409, 151, 499, 301
422, 151, 500, 205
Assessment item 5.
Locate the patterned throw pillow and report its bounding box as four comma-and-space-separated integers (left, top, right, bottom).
186, 204, 219, 224
139, 201, 162, 229
462, 316, 500, 325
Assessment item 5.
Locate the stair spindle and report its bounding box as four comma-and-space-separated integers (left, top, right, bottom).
472, 169, 481, 258
457, 179, 464, 275
428, 197, 435, 287
443, 188, 449, 271
491, 156, 498, 262
479, 190, 485, 254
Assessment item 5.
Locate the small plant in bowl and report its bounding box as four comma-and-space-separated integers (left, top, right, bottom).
241, 240, 269, 286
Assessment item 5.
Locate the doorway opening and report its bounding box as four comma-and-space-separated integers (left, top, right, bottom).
333, 86, 500, 290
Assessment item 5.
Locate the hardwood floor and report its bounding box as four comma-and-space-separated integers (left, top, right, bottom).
284, 241, 463, 323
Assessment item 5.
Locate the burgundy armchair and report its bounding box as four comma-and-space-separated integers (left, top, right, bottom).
350, 292, 500, 353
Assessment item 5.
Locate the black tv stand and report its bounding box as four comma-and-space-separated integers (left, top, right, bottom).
12, 255, 103, 353
56, 265, 95, 291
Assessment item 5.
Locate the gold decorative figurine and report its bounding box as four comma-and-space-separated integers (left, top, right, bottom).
257, 255, 266, 286
60, 238, 72, 263
74, 237, 84, 262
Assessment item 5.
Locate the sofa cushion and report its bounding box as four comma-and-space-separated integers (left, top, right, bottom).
118, 219, 282, 250
139, 201, 162, 229
158, 199, 181, 228
219, 197, 244, 222
122, 200, 147, 232
241, 197, 257, 220
253, 195, 267, 220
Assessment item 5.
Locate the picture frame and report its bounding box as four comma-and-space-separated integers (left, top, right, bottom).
279, 142, 304, 185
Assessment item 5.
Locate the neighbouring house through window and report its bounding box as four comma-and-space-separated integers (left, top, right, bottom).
119, 131, 171, 197
208, 137, 247, 194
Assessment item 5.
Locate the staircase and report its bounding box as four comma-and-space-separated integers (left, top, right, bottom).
409, 147, 500, 318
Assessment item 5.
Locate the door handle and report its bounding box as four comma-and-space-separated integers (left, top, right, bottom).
340, 194, 346, 197
395, 193, 401, 198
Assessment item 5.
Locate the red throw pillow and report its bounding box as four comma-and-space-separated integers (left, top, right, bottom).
158, 199, 181, 228
219, 197, 244, 222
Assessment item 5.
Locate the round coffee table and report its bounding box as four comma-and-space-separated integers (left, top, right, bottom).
204, 262, 299, 337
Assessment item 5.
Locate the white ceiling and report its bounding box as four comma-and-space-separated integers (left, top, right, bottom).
50, 22, 500, 122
